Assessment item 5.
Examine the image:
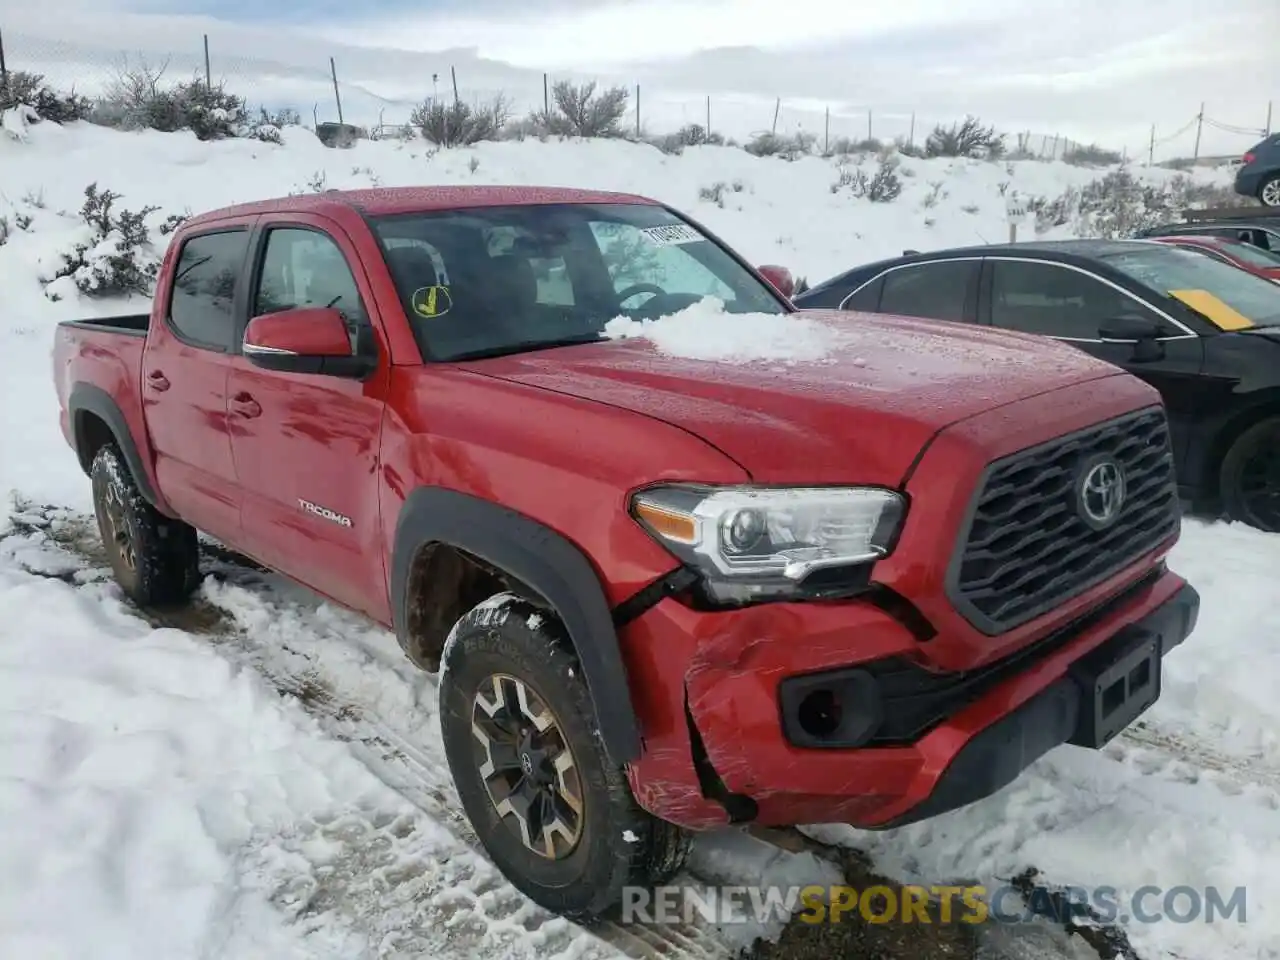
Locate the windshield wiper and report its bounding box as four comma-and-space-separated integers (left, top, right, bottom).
446, 334, 606, 361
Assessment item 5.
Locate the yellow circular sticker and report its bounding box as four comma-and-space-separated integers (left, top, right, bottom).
411, 284, 453, 318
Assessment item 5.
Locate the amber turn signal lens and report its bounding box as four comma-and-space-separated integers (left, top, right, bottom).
634, 501, 698, 544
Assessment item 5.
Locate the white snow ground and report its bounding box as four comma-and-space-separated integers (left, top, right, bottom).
2, 117, 1278, 960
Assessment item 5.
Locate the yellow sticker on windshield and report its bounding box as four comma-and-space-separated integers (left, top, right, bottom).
1168, 289, 1254, 331
411, 284, 453, 319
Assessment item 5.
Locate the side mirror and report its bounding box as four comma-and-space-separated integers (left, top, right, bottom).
1098, 316, 1162, 342
757, 264, 795, 299
242, 307, 375, 379
1099, 315, 1164, 362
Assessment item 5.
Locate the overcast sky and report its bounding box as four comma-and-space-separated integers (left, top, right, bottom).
2, 0, 1276, 156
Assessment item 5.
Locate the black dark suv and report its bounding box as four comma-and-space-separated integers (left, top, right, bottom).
1235, 134, 1280, 207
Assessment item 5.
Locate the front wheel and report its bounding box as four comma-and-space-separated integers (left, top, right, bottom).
438, 593, 689, 918
1219, 416, 1280, 532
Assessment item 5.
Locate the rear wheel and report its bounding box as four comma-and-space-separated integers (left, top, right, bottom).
1219, 416, 1280, 532
438, 593, 689, 918
1260, 175, 1280, 208
90, 445, 201, 606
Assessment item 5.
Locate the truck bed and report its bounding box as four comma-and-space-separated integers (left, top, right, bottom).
53, 315, 152, 465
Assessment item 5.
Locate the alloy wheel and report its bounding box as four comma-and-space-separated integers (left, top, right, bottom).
471, 673, 584, 859
99, 479, 137, 573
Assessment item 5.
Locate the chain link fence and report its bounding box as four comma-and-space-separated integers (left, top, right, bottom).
0, 25, 1269, 164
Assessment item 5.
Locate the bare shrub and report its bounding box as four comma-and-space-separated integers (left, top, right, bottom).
894, 136, 926, 158
1181, 180, 1256, 208
745, 131, 815, 160
831, 164, 867, 195
675, 123, 723, 147
866, 156, 903, 202
831, 156, 901, 202
698, 182, 728, 207
926, 115, 1004, 159
1075, 168, 1182, 237
91, 58, 244, 140
411, 95, 510, 147
1063, 143, 1123, 167
1026, 168, 1252, 240
920, 180, 948, 208
651, 123, 725, 154
529, 81, 628, 138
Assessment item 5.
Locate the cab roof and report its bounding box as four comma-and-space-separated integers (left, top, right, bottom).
184, 185, 658, 227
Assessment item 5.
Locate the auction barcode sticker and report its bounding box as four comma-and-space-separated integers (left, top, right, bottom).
640, 224, 704, 246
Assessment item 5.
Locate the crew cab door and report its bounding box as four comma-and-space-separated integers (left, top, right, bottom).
978, 256, 1206, 460
226, 216, 391, 620
141, 223, 256, 544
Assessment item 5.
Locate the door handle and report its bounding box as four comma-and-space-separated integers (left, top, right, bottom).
230, 393, 262, 419
146, 370, 171, 392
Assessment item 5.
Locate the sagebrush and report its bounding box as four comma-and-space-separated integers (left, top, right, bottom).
0, 71, 92, 124
926, 116, 1004, 159
1031, 168, 1255, 239
49, 184, 162, 298
411, 95, 511, 146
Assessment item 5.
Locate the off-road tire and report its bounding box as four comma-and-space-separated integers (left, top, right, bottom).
89, 444, 201, 606
438, 593, 690, 918
1259, 174, 1280, 208
1219, 416, 1280, 532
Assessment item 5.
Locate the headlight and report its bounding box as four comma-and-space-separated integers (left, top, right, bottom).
630, 484, 906, 603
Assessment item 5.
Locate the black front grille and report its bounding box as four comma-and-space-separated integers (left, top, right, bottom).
947, 406, 1178, 635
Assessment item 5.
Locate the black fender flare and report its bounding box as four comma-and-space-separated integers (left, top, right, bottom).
391, 487, 642, 764
68, 382, 162, 506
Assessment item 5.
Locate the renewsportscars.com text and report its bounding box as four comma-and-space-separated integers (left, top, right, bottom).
620, 883, 1248, 926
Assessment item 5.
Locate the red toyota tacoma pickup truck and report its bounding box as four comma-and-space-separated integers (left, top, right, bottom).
53, 186, 1199, 918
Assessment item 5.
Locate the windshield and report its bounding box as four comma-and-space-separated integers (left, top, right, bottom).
370, 203, 787, 361
1102, 245, 1280, 328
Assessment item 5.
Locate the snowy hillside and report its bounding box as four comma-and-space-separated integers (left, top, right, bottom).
2, 120, 1279, 960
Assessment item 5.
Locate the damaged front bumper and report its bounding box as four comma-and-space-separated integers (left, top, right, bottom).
620, 568, 1198, 831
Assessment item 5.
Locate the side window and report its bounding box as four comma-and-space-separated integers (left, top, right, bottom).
990, 261, 1176, 339
841, 276, 883, 311
253, 228, 369, 350
168, 230, 249, 349
878, 261, 974, 322
588, 222, 736, 303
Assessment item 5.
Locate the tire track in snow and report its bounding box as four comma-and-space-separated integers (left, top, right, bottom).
9, 499, 1266, 960
1110, 721, 1280, 809
0, 501, 748, 960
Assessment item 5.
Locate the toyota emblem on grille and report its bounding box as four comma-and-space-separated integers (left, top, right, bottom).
1078, 457, 1127, 528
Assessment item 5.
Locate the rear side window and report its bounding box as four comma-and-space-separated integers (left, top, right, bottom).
878, 260, 975, 322
168, 230, 249, 349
